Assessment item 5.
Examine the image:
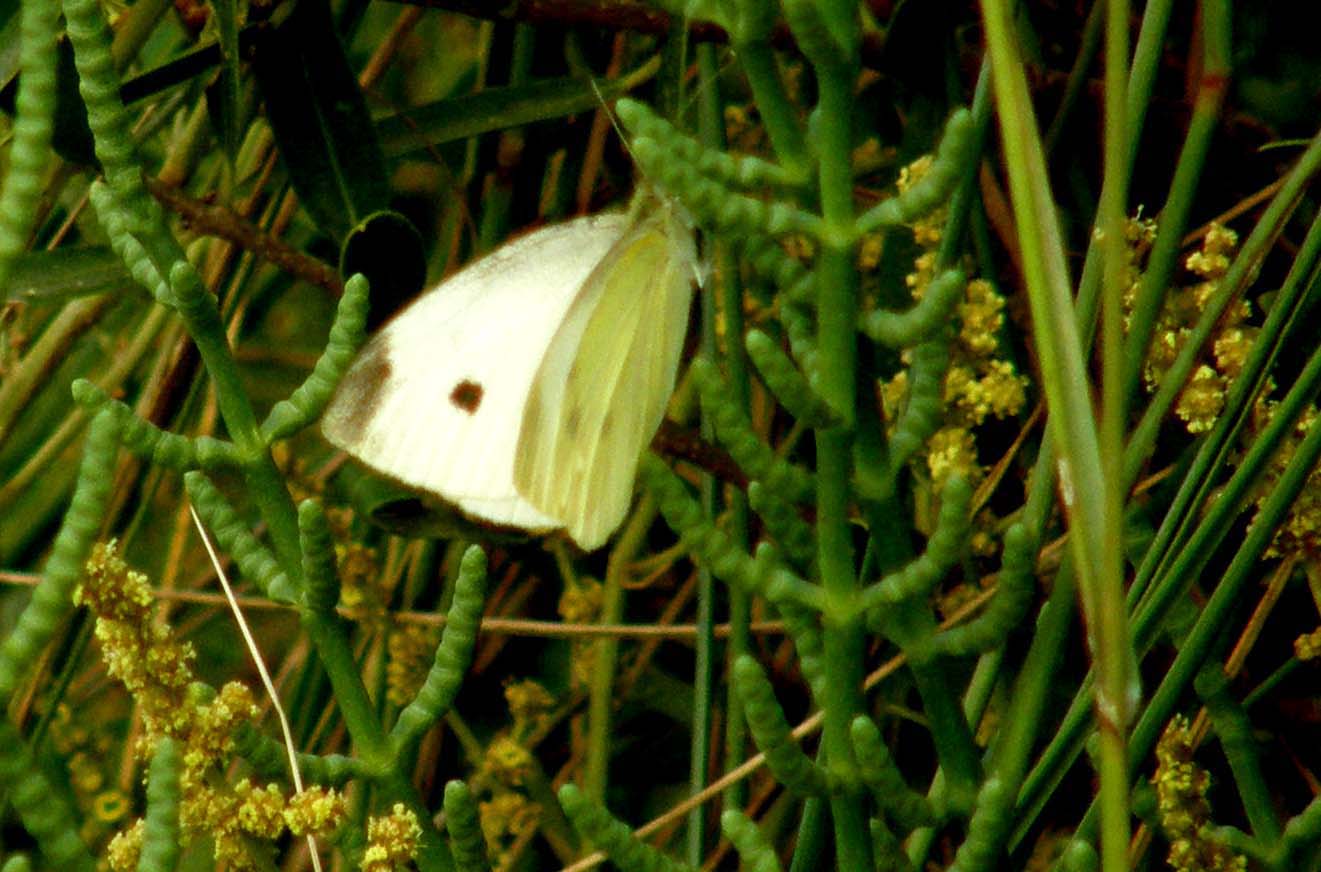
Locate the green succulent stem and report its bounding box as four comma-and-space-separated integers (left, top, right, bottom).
559, 783, 695, 872
1278, 794, 1321, 869
860, 269, 967, 350
0, 720, 96, 871
234, 723, 364, 786
850, 716, 937, 831
71, 379, 238, 470
299, 500, 341, 615
932, 523, 1037, 657
137, 738, 182, 872
721, 809, 784, 872
733, 41, 808, 177
810, 47, 872, 870
298, 608, 454, 871
444, 781, 492, 872
391, 547, 487, 752
261, 274, 371, 442
947, 778, 1012, 871
1196, 668, 1280, 845
184, 472, 294, 603
734, 655, 834, 797
0, 0, 60, 295
0, 409, 118, 703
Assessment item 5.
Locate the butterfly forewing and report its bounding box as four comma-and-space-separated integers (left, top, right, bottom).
515, 206, 697, 549
323, 214, 631, 533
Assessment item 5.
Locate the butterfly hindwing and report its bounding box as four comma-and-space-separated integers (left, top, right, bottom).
515, 205, 697, 549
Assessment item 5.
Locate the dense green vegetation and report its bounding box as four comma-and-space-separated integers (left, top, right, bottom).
5, 1, 1321, 870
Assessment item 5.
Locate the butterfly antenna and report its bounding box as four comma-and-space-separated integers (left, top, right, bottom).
588, 74, 668, 223
589, 76, 636, 163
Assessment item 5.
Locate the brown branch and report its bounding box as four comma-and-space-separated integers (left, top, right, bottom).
652, 418, 748, 489
387, 0, 729, 41
383, 0, 886, 65
0, 570, 785, 638
145, 176, 342, 295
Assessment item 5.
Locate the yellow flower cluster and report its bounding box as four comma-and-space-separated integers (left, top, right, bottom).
560, 577, 603, 688
878, 157, 1029, 490
77, 541, 201, 745
898, 156, 945, 249
286, 787, 350, 836
1133, 223, 1251, 434
1128, 219, 1321, 559
482, 735, 534, 787
362, 803, 422, 871
478, 793, 539, 861
177, 778, 345, 869
105, 820, 145, 871
337, 539, 383, 615
1251, 403, 1321, 557
925, 427, 979, 489
505, 678, 555, 728
1153, 716, 1245, 872
82, 542, 346, 871
858, 232, 884, 272
40, 700, 131, 847
387, 622, 442, 706
1120, 213, 1159, 312
558, 577, 603, 625
1294, 626, 1321, 661
469, 680, 557, 865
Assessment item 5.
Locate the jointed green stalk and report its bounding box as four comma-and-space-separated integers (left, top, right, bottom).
0, 0, 59, 296
809, 45, 874, 872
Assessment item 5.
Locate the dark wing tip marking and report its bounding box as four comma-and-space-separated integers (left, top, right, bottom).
450, 379, 484, 414
327, 344, 392, 444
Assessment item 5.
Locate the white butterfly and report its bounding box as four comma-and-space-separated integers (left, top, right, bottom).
321, 197, 698, 550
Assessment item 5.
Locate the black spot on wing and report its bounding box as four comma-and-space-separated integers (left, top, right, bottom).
326, 344, 392, 444
450, 379, 484, 414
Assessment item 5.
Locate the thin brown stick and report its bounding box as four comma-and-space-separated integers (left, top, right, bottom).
145, 176, 341, 294
0, 570, 784, 638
